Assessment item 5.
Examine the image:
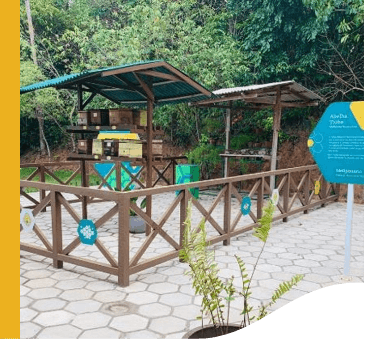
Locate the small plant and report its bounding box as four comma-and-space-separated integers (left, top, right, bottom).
180, 199, 304, 337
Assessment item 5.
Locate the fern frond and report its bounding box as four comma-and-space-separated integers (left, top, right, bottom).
253, 200, 275, 243
270, 274, 304, 307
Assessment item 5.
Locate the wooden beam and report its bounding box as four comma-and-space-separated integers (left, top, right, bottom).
133, 72, 155, 101
81, 92, 96, 110
224, 102, 231, 178
101, 61, 165, 77
135, 70, 182, 82
82, 83, 120, 105
112, 75, 148, 99
77, 84, 83, 110
281, 101, 319, 108
191, 94, 245, 106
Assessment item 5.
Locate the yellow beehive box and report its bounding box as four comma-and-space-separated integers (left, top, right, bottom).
118, 140, 142, 158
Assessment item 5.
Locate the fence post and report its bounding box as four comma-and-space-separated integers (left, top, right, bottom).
51, 191, 63, 269
304, 170, 310, 214
115, 160, 122, 192
40, 165, 46, 212
321, 176, 327, 207
257, 177, 264, 219
118, 195, 130, 287
223, 182, 232, 245
334, 183, 341, 201
80, 159, 88, 219
283, 173, 290, 222
179, 189, 188, 262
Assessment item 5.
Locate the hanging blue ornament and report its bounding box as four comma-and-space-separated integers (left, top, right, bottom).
77, 219, 97, 245
241, 196, 252, 216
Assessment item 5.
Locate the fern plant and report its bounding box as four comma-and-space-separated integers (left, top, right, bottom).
180, 199, 304, 336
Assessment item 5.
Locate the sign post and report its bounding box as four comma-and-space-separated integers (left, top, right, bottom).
308, 101, 364, 278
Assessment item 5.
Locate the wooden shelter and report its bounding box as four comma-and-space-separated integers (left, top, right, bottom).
20, 60, 213, 233
192, 80, 324, 190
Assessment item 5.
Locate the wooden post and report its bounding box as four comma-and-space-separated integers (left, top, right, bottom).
179, 189, 188, 262
39, 165, 46, 212
257, 177, 264, 219
223, 182, 232, 245
304, 170, 310, 214
118, 195, 130, 287
172, 160, 176, 186
77, 84, 83, 110
283, 173, 290, 222
146, 97, 154, 236
115, 161, 122, 192
321, 177, 327, 207
335, 183, 341, 201
270, 88, 282, 191
51, 191, 63, 268
224, 102, 232, 178
80, 159, 88, 219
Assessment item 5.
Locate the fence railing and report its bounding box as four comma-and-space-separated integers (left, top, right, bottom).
20, 164, 339, 286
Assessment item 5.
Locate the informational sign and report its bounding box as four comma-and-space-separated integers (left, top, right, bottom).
308, 102, 364, 185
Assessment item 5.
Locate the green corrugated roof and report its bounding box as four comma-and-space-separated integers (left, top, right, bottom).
20, 60, 213, 107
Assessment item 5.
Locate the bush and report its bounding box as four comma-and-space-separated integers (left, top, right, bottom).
186, 144, 222, 180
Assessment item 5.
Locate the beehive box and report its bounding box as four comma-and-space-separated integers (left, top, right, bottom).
109, 108, 133, 126
103, 139, 119, 156
142, 140, 163, 157
77, 139, 93, 154
77, 111, 91, 126
90, 109, 110, 126
92, 139, 104, 158
133, 110, 147, 127
118, 140, 143, 158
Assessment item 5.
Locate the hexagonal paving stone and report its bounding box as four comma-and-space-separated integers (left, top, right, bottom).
150, 316, 186, 334
20, 296, 33, 308
110, 314, 148, 332
138, 303, 171, 318
72, 312, 111, 330
28, 287, 61, 299
173, 304, 201, 320
20, 308, 38, 322
85, 280, 116, 292
32, 298, 67, 312
79, 328, 121, 338
124, 281, 148, 293
259, 278, 284, 290
148, 282, 179, 294
125, 330, 163, 338
65, 300, 102, 314
20, 285, 30, 296
94, 290, 126, 303
25, 277, 57, 289
20, 322, 41, 338
33, 310, 74, 327
23, 269, 53, 279
55, 279, 88, 290
60, 288, 94, 301
126, 291, 159, 305
160, 292, 192, 306
50, 271, 80, 280
37, 325, 82, 339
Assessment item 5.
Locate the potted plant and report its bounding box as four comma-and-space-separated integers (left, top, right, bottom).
129, 195, 147, 233
180, 199, 304, 338
115, 187, 147, 233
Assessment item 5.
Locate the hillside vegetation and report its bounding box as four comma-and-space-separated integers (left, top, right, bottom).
20, 0, 363, 170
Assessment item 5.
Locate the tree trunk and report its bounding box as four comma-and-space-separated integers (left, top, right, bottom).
25, 0, 37, 66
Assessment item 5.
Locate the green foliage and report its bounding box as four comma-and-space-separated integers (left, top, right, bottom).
186, 144, 222, 179
230, 135, 254, 150
181, 199, 304, 330
253, 200, 275, 243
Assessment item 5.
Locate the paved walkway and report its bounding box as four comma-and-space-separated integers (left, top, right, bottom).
20, 191, 364, 338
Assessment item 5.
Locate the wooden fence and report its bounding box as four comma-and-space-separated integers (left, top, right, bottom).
20, 164, 339, 286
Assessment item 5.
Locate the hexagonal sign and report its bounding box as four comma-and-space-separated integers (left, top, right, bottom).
308, 102, 364, 185
20, 209, 35, 233
77, 219, 98, 245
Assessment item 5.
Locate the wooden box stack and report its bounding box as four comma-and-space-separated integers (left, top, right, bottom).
90, 109, 110, 126
118, 140, 143, 158
109, 108, 133, 126
133, 110, 147, 127
77, 139, 93, 154
103, 140, 119, 156
92, 139, 104, 158
142, 140, 163, 157
77, 111, 91, 126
